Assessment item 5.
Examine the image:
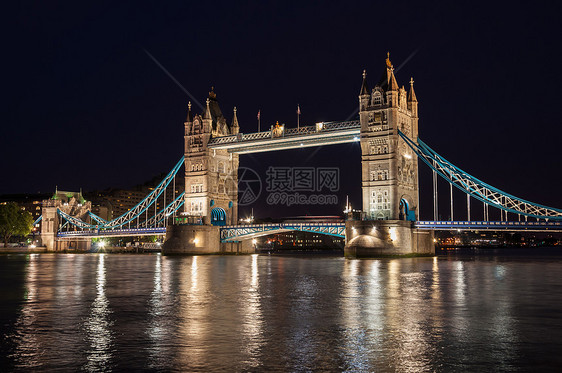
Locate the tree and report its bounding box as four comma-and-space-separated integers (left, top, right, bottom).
0, 203, 34, 247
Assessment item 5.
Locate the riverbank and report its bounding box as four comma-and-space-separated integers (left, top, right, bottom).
0, 246, 49, 254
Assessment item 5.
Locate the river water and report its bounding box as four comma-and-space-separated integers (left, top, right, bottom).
1, 250, 561, 371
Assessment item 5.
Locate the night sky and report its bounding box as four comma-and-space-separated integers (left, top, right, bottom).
3, 1, 561, 220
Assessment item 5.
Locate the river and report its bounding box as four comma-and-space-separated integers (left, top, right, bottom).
1, 249, 561, 371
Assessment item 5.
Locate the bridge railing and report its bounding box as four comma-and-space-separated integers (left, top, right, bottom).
208, 120, 361, 146
220, 222, 346, 242
222, 222, 345, 229
415, 221, 562, 229
242, 131, 272, 141
57, 227, 167, 237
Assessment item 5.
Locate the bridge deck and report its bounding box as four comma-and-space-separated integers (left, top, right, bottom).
57, 227, 166, 238
208, 120, 360, 154
55, 220, 562, 239
220, 222, 346, 242
415, 221, 562, 232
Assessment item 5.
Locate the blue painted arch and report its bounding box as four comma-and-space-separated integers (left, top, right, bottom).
211, 207, 227, 226
400, 198, 416, 221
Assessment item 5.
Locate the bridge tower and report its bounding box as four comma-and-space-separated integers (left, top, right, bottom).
40, 190, 92, 251
359, 53, 419, 221
345, 54, 433, 257
183, 88, 239, 226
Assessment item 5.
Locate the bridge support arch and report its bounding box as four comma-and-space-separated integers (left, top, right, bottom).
344, 220, 433, 257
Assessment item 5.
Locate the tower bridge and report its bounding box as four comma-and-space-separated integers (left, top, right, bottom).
40, 54, 562, 256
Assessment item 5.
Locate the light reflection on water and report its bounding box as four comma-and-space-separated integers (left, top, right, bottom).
85, 254, 112, 371
2, 251, 562, 371
240, 254, 263, 368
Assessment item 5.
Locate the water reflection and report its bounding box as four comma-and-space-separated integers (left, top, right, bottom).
11, 254, 41, 369
178, 256, 210, 369
340, 259, 370, 370
394, 262, 435, 372
489, 263, 518, 371
239, 254, 263, 368
147, 254, 175, 368
2, 252, 562, 371
84, 254, 112, 371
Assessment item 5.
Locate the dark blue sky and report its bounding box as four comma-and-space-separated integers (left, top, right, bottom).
2, 1, 561, 220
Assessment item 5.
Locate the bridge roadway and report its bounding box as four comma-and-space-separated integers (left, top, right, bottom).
415, 220, 562, 232
207, 120, 361, 154
220, 222, 346, 242
57, 227, 166, 239
56, 220, 562, 239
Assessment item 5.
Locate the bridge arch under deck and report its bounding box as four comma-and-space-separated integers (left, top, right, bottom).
220, 223, 346, 243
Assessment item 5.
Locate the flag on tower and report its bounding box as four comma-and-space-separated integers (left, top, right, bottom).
257, 110, 260, 120
297, 105, 301, 115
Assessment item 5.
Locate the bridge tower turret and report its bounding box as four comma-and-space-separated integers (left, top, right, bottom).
359, 53, 419, 221
183, 88, 239, 226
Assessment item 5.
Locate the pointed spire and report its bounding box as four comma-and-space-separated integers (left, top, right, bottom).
388, 67, 399, 91
360, 69, 369, 95
186, 101, 193, 122
204, 98, 211, 119
408, 77, 417, 102
232, 106, 239, 128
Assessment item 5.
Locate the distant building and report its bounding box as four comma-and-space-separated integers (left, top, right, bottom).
0, 193, 50, 222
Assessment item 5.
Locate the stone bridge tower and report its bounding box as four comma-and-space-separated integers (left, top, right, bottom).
345, 54, 433, 257
41, 190, 92, 251
183, 88, 239, 226
359, 53, 419, 221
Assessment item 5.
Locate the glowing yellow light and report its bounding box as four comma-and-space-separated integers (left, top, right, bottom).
252, 239, 257, 245
193, 238, 199, 245
389, 228, 397, 241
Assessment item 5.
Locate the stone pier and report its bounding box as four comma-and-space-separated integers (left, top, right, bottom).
53, 238, 92, 251
344, 220, 434, 258
162, 224, 255, 255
